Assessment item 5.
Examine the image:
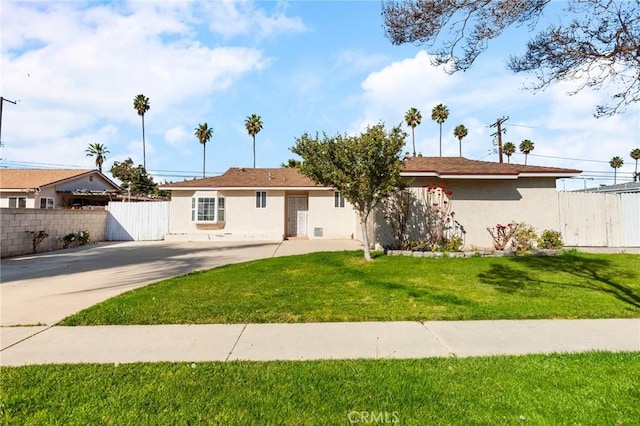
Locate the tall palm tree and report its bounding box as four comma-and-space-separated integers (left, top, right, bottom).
194, 123, 213, 178
609, 156, 624, 184
404, 107, 422, 157
281, 158, 302, 168
631, 148, 640, 181
133, 94, 150, 170
453, 124, 468, 157
85, 143, 110, 172
502, 142, 516, 164
519, 139, 535, 165
431, 103, 449, 156
245, 114, 263, 168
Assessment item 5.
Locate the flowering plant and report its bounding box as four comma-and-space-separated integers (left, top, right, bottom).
487, 223, 518, 250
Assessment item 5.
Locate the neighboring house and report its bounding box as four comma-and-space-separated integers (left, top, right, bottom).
0, 169, 122, 209
161, 167, 360, 242
161, 158, 581, 248
575, 182, 640, 194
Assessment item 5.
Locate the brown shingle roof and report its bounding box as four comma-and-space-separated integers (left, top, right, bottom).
402, 157, 581, 177
161, 158, 581, 190
161, 167, 324, 189
0, 169, 120, 190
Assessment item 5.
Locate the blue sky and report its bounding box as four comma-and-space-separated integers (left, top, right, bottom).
1, 1, 639, 191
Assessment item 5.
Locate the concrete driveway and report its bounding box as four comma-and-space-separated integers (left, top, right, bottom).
0, 239, 363, 327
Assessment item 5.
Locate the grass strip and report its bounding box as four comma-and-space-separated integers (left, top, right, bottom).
1, 352, 638, 425
61, 252, 640, 325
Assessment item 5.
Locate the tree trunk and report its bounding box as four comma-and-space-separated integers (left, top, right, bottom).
203, 142, 206, 178
360, 212, 372, 261
142, 114, 146, 170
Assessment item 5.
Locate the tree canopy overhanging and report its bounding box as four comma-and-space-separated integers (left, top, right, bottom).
291, 123, 407, 261
381, 0, 640, 117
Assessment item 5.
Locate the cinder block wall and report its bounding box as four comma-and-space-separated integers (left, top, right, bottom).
0, 208, 108, 258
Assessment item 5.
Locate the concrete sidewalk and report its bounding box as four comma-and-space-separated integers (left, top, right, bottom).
2, 319, 638, 366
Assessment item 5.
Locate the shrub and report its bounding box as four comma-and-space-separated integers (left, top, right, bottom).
539, 229, 564, 249
77, 230, 90, 246
62, 230, 91, 249
487, 223, 518, 250
62, 233, 77, 249
512, 222, 538, 252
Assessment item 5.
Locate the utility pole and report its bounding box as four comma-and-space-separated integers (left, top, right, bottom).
0, 97, 18, 155
489, 116, 509, 163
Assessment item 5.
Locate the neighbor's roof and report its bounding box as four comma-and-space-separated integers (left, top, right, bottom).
401, 157, 581, 179
0, 169, 121, 190
160, 167, 324, 190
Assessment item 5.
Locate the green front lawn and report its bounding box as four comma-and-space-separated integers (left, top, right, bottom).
61, 251, 640, 325
1, 352, 638, 425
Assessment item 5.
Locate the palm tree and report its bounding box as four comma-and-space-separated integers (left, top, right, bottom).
281, 158, 302, 168
609, 156, 624, 184
133, 94, 151, 170
631, 148, 640, 181
85, 143, 110, 172
194, 123, 213, 178
519, 139, 535, 165
431, 103, 449, 157
453, 124, 468, 157
404, 107, 422, 157
245, 114, 263, 168
502, 142, 516, 164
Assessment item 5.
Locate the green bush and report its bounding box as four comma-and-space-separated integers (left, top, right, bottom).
539, 229, 564, 249
62, 230, 91, 249
512, 222, 538, 252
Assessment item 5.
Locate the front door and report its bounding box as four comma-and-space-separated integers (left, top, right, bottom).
287, 196, 308, 237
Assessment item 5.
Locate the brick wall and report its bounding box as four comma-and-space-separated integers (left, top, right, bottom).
0, 208, 108, 258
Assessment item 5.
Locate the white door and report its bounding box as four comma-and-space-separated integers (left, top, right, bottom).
287, 196, 308, 237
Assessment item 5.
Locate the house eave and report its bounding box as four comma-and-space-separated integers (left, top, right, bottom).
401, 172, 519, 180
161, 186, 330, 191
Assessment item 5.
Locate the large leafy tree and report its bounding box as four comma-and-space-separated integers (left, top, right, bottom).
404, 107, 422, 157
631, 148, 640, 181
519, 139, 535, 165
194, 123, 213, 178
133, 94, 151, 169
502, 141, 516, 164
382, 0, 639, 117
453, 124, 468, 157
110, 158, 158, 195
85, 143, 109, 172
245, 114, 263, 168
291, 123, 407, 261
431, 103, 449, 156
609, 156, 624, 184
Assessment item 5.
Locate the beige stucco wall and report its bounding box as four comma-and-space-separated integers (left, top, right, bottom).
375, 177, 561, 250
166, 189, 360, 242
168, 189, 286, 241
306, 190, 359, 239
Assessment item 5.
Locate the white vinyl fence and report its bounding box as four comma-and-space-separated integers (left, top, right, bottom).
106, 201, 170, 241
558, 192, 639, 247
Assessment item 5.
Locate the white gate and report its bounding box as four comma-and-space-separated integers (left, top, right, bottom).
106, 201, 170, 241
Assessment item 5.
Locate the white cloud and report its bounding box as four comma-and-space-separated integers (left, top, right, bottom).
0, 1, 270, 170
202, 0, 305, 39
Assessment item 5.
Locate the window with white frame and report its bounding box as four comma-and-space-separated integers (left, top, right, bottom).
40, 197, 55, 209
334, 191, 345, 208
256, 191, 267, 208
9, 197, 27, 208
191, 196, 225, 222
